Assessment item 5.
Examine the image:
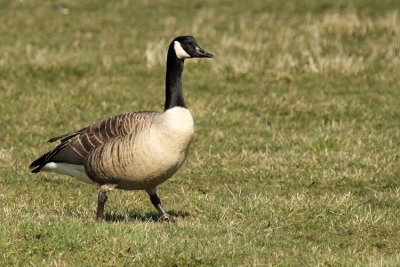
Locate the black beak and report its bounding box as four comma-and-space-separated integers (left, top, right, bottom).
196, 47, 214, 58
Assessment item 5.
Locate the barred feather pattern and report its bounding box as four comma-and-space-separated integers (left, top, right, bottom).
30, 111, 159, 173
67, 111, 159, 163
84, 112, 162, 187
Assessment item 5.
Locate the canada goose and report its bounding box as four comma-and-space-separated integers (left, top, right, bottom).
29, 36, 214, 222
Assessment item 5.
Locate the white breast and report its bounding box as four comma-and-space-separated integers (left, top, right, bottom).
161, 107, 194, 143
146, 106, 194, 168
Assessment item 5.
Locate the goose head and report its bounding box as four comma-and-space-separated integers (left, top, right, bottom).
172, 36, 214, 60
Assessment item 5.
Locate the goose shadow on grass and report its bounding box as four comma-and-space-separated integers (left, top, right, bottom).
104, 210, 189, 222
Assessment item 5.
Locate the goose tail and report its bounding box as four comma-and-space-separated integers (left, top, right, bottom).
29, 152, 51, 173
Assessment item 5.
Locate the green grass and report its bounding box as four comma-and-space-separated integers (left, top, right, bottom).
1, 0, 400, 265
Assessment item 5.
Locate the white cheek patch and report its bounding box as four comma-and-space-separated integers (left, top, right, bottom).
174, 41, 191, 59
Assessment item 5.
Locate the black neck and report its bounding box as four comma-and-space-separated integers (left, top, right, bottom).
164, 46, 186, 111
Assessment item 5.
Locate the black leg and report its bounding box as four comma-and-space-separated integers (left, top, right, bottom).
146, 189, 170, 222
96, 191, 108, 221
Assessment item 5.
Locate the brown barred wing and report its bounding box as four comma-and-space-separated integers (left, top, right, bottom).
29, 111, 159, 172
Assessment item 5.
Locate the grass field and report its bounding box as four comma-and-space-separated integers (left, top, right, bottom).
1, 0, 400, 265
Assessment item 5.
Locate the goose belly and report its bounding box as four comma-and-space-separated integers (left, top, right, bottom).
123, 135, 192, 189
85, 108, 194, 190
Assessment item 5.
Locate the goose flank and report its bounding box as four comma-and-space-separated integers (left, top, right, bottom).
29, 36, 214, 222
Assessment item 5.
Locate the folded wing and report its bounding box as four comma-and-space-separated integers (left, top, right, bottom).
29, 111, 158, 173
